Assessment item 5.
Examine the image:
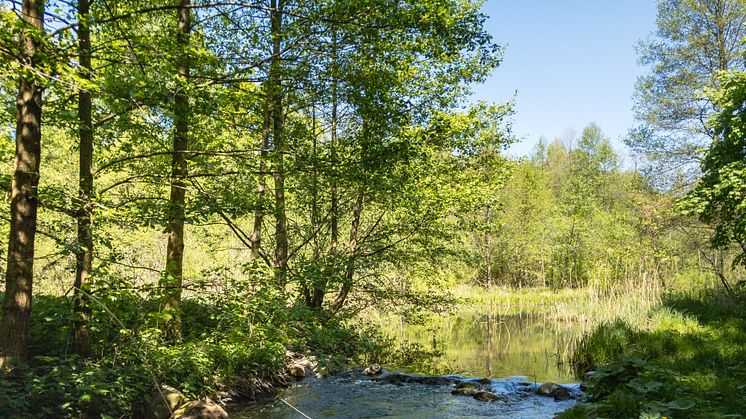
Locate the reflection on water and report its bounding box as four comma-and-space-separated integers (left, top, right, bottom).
384, 307, 579, 383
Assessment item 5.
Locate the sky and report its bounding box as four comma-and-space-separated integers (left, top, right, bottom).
474, 0, 658, 160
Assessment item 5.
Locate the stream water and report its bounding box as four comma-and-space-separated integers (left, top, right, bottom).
230, 309, 582, 418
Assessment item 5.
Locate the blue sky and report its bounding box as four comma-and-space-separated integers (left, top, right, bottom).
474, 0, 658, 160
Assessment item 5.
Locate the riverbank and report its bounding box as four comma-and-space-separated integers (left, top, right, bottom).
0, 292, 386, 418
4, 281, 737, 418
563, 288, 746, 418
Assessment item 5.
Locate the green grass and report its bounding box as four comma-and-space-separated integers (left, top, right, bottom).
563, 288, 746, 418
450, 283, 661, 329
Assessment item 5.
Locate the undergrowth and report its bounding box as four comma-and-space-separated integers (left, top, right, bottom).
563, 288, 746, 418
0, 284, 388, 418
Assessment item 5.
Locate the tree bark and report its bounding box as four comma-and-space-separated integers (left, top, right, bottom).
0, 0, 44, 368
73, 0, 94, 356
329, 191, 363, 315
312, 30, 339, 308
329, 30, 339, 258
162, 0, 191, 341
249, 101, 270, 262
305, 101, 319, 307
484, 206, 492, 289
270, 0, 288, 288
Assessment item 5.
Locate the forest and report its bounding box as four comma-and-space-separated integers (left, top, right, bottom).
0, 0, 744, 418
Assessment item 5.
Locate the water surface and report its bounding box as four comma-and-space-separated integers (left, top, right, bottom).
230, 307, 582, 418
380, 308, 579, 383
231, 374, 579, 418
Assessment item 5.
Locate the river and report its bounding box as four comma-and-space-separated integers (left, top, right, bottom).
230, 307, 582, 418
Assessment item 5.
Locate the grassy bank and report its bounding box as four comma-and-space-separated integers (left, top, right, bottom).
456, 281, 746, 417
450, 283, 662, 328
562, 288, 746, 418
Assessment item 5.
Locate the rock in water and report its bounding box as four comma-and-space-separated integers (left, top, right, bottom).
410, 376, 454, 386
473, 391, 505, 402
170, 397, 228, 419
147, 385, 186, 419
537, 382, 560, 396
551, 386, 572, 401
287, 363, 306, 378
379, 373, 408, 385
451, 387, 478, 396
455, 381, 480, 390
363, 364, 382, 376
537, 382, 573, 401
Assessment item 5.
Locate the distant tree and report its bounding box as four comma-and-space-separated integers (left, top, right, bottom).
628, 0, 746, 187
680, 72, 746, 272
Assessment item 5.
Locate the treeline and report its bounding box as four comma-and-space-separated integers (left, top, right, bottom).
473, 123, 742, 290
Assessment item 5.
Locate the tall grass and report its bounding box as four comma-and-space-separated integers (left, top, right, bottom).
450, 276, 663, 333
562, 284, 746, 417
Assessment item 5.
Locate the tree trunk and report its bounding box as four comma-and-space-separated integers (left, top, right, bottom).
73, 0, 94, 356
484, 206, 492, 289
0, 0, 44, 368
313, 30, 339, 308
249, 101, 270, 262
329, 191, 363, 315
270, 0, 288, 288
162, 0, 191, 341
305, 101, 319, 307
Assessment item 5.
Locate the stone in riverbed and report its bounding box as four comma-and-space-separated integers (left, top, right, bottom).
378, 373, 458, 386
537, 382, 573, 401
537, 382, 562, 396
473, 391, 506, 402
451, 387, 478, 396
410, 375, 455, 386
287, 363, 306, 378
455, 381, 480, 390
170, 397, 228, 419
147, 385, 186, 419
363, 364, 383, 376
551, 386, 572, 401
379, 373, 408, 385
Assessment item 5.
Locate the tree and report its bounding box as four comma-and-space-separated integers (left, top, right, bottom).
680, 71, 746, 273
628, 0, 746, 187
73, 0, 94, 355
161, 0, 192, 340
0, 0, 45, 368
269, 0, 289, 287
